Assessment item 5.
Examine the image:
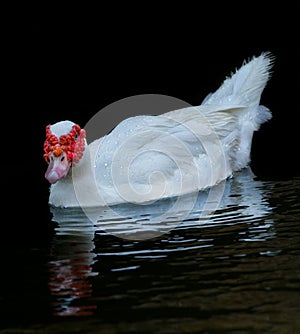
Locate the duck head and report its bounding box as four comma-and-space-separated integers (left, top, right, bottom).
43, 121, 86, 184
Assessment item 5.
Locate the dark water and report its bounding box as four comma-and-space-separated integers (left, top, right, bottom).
1, 169, 300, 333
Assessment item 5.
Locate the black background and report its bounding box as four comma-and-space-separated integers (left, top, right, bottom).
3, 8, 299, 243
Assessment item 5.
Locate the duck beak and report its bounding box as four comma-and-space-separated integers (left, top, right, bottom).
45, 153, 71, 184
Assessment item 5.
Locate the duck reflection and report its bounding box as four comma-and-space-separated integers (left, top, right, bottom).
48, 212, 98, 316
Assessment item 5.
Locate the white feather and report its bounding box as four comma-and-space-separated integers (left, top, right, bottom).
202, 52, 274, 107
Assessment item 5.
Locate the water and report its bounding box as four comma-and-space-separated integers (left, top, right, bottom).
1, 168, 300, 333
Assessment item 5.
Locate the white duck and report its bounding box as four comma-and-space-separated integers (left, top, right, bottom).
44, 52, 273, 208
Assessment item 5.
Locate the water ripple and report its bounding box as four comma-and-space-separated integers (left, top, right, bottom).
39, 170, 300, 333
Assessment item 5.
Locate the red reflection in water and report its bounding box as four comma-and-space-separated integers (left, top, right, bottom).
48, 238, 97, 316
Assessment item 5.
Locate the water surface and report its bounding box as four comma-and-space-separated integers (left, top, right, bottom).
1, 169, 300, 333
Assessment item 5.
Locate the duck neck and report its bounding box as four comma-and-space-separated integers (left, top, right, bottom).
71, 145, 92, 180
49, 145, 93, 207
